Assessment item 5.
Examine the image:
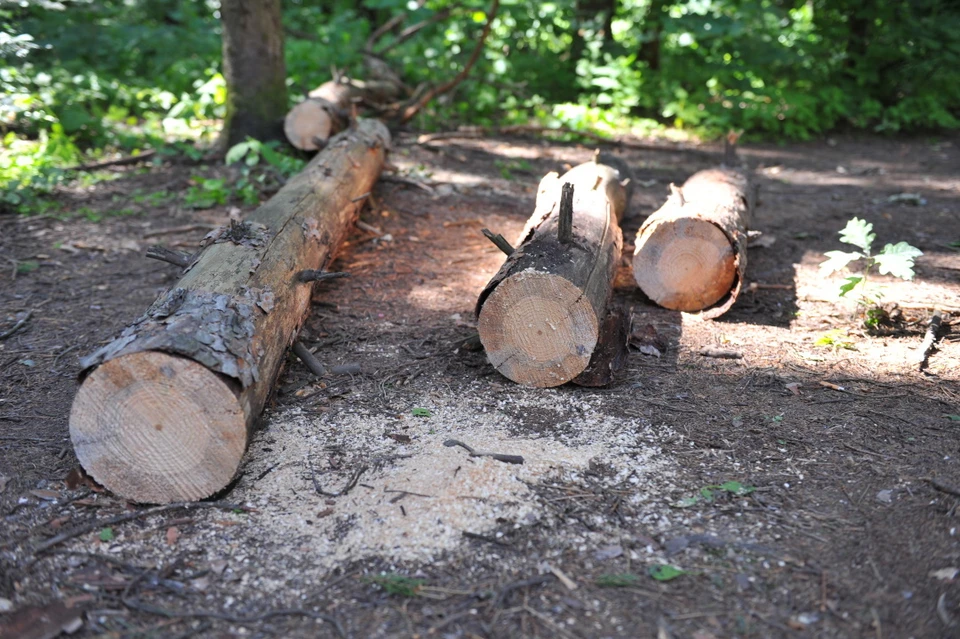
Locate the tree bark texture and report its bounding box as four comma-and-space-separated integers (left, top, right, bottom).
632, 167, 753, 318
219, 0, 288, 149
70, 120, 390, 504
476, 157, 630, 388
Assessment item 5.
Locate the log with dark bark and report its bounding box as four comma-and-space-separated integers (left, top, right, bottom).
632, 165, 753, 318
69, 120, 390, 504
476, 156, 630, 388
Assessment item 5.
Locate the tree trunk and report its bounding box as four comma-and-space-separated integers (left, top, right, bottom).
638, 0, 664, 71
219, 0, 288, 149
476, 157, 630, 388
70, 120, 390, 504
632, 167, 753, 318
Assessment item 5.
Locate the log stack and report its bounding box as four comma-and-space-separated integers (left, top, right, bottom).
70, 120, 390, 504
632, 164, 753, 318
476, 156, 631, 387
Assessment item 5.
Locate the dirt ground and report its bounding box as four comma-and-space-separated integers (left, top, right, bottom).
1, 131, 959, 639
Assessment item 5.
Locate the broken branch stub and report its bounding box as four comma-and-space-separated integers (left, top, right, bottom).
70, 119, 390, 504
476, 157, 629, 387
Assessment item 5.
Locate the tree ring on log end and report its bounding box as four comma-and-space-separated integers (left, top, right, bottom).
70, 351, 246, 504
633, 217, 736, 312
284, 100, 333, 151
478, 271, 599, 388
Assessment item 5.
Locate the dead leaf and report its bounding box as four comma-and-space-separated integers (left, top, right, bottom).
930, 567, 959, 581
64, 468, 84, 491
785, 382, 801, 396
165, 526, 180, 546
0, 600, 84, 639
317, 508, 334, 518
385, 432, 412, 444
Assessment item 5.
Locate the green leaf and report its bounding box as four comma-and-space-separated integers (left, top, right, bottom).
648, 564, 686, 581
718, 480, 755, 495
820, 251, 862, 275
838, 276, 863, 297
411, 408, 431, 417
672, 496, 699, 508
99, 527, 114, 542
873, 242, 923, 280
364, 573, 425, 597
944, 414, 960, 422
596, 573, 642, 587
16, 260, 39, 274
225, 142, 250, 165
838, 217, 876, 252
699, 487, 715, 502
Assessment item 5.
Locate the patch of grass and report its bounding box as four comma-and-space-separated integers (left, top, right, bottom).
596, 573, 642, 588
674, 480, 756, 508
364, 573, 425, 597
16, 260, 39, 274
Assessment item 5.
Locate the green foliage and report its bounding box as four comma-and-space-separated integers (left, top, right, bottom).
820, 218, 922, 326
4, 0, 960, 215
364, 573, 425, 597
596, 573, 643, 588
648, 564, 687, 582
673, 480, 755, 508
411, 407, 432, 417
99, 527, 114, 542
185, 177, 228, 209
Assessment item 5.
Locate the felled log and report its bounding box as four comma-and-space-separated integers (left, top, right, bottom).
476, 156, 630, 387
632, 166, 753, 318
284, 81, 352, 151
70, 120, 390, 503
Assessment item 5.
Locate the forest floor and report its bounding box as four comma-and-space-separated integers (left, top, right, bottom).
1, 131, 959, 639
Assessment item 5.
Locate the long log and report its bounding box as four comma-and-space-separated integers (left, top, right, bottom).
632, 166, 753, 318
476, 156, 630, 387
70, 120, 390, 503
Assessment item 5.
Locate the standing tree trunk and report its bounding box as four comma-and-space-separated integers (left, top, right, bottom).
219, 0, 288, 149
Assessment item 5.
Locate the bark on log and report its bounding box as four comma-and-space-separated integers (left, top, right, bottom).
476, 157, 630, 387
284, 81, 352, 151
69, 120, 390, 504
632, 167, 753, 318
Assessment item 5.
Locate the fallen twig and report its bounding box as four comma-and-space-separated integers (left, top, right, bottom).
297, 269, 349, 283
698, 347, 743, 359
443, 439, 524, 465
0, 310, 32, 341
462, 530, 511, 547
67, 150, 157, 172
142, 224, 218, 238
293, 341, 327, 377
397, 0, 499, 124
494, 573, 554, 607
33, 501, 252, 554
309, 458, 367, 498
379, 173, 436, 194
927, 477, 960, 498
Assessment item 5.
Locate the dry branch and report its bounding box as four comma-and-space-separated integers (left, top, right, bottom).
633, 164, 754, 318
69, 120, 390, 504
397, 0, 499, 124
476, 155, 630, 387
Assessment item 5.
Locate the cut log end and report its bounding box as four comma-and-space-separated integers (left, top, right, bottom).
284, 100, 334, 151
69, 351, 247, 504
478, 271, 599, 387
633, 217, 736, 312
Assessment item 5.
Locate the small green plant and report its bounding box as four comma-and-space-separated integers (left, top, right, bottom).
99, 527, 114, 542
648, 564, 687, 582
225, 137, 306, 206
364, 573, 425, 597
411, 407, 431, 417
814, 329, 856, 350
820, 218, 922, 326
184, 177, 229, 209
674, 480, 756, 508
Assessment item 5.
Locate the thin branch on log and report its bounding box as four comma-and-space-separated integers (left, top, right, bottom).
296, 270, 349, 283
481, 228, 514, 255
558, 183, 574, 244
375, 5, 455, 56
293, 341, 327, 377
917, 310, 943, 370
67, 151, 157, 172
397, 0, 499, 124
145, 245, 193, 269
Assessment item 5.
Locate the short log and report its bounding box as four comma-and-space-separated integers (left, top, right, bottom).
476, 156, 630, 387
70, 120, 390, 503
632, 166, 753, 317
284, 81, 352, 151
